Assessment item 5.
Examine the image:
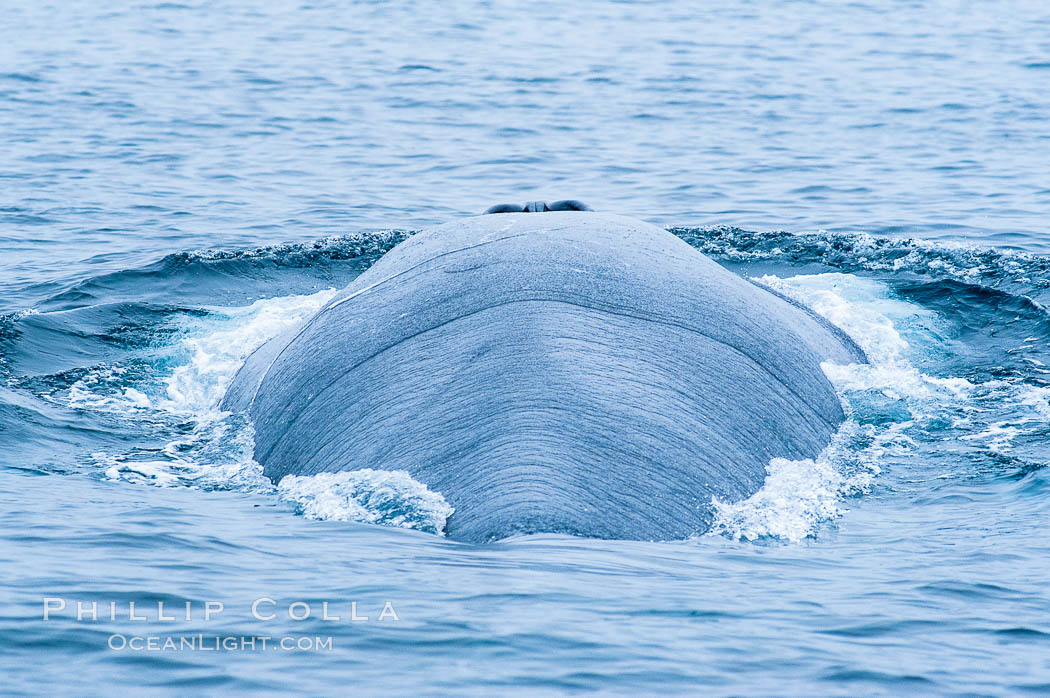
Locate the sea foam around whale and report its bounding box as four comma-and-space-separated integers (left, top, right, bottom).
78, 265, 956, 542
90, 287, 456, 534
710, 271, 1050, 541
39, 236, 1044, 543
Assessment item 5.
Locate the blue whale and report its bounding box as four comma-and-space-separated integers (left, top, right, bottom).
222, 211, 865, 542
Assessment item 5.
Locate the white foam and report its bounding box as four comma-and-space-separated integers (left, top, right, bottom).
277, 469, 454, 535
709, 419, 904, 543
158, 288, 337, 415
98, 453, 181, 486
713, 270, 1050, 541
67, 367, 152, 412
90, 289, 337, 492
96, 421, 270, 491
1019, 385, 1050, 418
961, 421, 1021, 453
756, 272, 974, 415
755, 273, 926, 364
88, 287, 456, 538
710, 455, 847, 543
709, 272, 949, 542
122, 387, 152, 408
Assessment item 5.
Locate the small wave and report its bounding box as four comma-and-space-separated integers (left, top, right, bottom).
177, 229, 411, 265
277, 470, 454, 535
0, 309, 39, 374
1018, 386, 1050, 418
26, 289, 335, 416
893, 278, 1050, 374
671, 226, 1050, 293
99, 455, 183, 487
764, 274, 1050, 465
895, 278, 1050, 331
36, 230, 411, 312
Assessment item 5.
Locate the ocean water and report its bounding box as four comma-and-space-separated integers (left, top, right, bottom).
2, 0, 1050, 694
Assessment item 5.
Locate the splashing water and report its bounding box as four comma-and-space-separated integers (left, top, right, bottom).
159, 288, 340, 416
90, 286, 454, 532
277, 470, 455, 535
710, 269, 1050, 542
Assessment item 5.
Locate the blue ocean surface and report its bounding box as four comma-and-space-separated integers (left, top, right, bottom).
2, 1, 1050, 694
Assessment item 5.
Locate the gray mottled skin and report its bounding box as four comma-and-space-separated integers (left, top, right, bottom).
223, 212, 865, 543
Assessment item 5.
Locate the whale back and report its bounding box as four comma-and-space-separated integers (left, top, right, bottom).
224, 212, 864, 542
